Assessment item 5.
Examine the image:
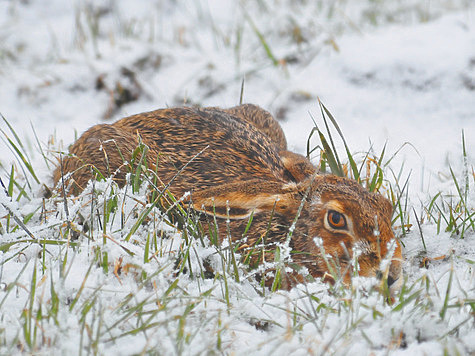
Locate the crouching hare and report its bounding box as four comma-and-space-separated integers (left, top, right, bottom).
54, 104, 403, 293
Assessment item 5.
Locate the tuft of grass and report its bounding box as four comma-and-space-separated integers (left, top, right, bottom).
424, 131, 474, 238
308, 100, 475, 244
0, 107, 474, 354
307, 99, 413, 241
308, 100, 397, 191
0, 115, 40, 188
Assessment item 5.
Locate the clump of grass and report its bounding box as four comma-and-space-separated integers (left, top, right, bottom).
423, 131, 475, 238
307, 100, 398, 192
307, 99, 413, 241
1, 108, 474, 354
307, 100, 475, 244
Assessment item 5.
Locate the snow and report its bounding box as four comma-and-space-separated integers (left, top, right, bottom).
0, 0, 474, 355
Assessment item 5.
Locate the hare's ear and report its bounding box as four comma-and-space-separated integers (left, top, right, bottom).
189, 180, 298, 220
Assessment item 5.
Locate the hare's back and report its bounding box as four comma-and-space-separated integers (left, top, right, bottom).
114, 107, 287, 194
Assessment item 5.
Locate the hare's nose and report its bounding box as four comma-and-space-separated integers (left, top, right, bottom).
388, 262, 403, 291
387, 275, 396, 287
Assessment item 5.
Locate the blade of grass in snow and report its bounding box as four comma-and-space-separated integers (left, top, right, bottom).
439, 260, 454, 320
1, 116, 40, 186
30, 122, 51, 170
318, 129, 343, 176
449, 166, 475, 237
239, 78, 245, 105
69, 259, 95, 312
243, 11, 279, 67
22, 257, 38, 350
368, 144, 386, 192
319, 99, 358, 180
412, 207, 427, 251
0, 178, 36, 240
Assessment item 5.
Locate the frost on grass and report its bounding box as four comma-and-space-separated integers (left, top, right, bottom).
0, 172, 473, 355
0, 0, 475, 354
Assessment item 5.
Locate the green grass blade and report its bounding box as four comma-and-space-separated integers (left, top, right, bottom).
1, 117, 40, 185
306, 127, 322, 159
318, 130, 343, 176
30, 121, 51, 170
439, 262, 454, 320
2, 114, 26, 151
244, 11, 279, 66
69, 260, 95, 312
2, 136, 39, 186
319, 100, 358, 179
8, 165, 14, 196
318, 100, 342, 172
449, 166, 474, 237
369, 143, 387, 192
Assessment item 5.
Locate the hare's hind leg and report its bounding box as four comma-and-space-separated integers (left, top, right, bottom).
224, 104, 287, 151
54, 124, 140, 194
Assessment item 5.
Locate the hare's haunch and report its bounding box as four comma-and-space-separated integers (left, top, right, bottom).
54, 104, 402, 291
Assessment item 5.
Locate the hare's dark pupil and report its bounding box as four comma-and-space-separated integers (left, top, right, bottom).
332, 213, 340, 223
328, 210, 346, 229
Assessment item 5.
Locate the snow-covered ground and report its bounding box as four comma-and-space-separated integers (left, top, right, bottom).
0, 1, 474, 355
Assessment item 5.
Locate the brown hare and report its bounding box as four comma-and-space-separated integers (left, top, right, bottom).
54, 104, 403, 292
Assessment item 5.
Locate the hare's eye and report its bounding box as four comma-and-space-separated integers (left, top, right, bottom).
327, 210, 347, 230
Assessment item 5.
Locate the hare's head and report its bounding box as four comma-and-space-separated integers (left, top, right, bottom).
191, 174, 402, 293
293, 174, 402, 292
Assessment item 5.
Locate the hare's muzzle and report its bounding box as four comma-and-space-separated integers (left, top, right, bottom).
388, 268, 402, 291
375, 238, 403, 294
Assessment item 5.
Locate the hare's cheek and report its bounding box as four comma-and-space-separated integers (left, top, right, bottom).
356, 252, 381, 277
312, 231, 354, 258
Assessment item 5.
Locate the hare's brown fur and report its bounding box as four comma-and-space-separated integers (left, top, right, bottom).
54, 104, 402, 290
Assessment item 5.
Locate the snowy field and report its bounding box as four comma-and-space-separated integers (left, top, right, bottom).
0, 0, 474, 355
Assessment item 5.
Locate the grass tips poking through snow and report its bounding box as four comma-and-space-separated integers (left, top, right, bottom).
0, 108, 472, 354
0, 0, 475, 351
0, 102, 473, 354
